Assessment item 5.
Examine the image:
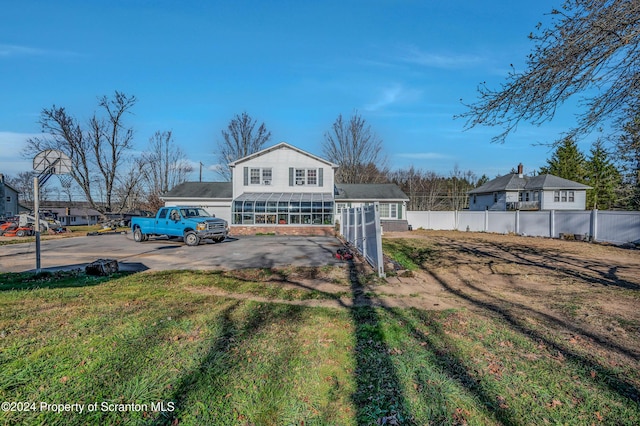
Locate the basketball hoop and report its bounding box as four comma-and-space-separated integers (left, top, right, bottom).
58, 174, 74, 189
33, 149, 72, 176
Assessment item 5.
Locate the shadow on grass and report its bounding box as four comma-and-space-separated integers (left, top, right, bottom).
346, 260, 414, 425
0, 270, 140, 291
425, 266, 640, 405
156, 300, 308, 425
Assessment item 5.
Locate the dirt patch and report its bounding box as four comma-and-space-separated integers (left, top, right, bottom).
190, 230, 640, 364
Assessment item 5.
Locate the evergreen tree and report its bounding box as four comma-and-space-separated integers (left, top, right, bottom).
617, 115, 640, 209
540, 137, 586, 182
585, 140, 621, 210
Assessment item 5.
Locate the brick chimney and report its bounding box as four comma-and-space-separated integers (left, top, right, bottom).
517, 163, 523, 178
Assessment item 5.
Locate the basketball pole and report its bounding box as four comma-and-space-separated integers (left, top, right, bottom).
33, 176, 41, 274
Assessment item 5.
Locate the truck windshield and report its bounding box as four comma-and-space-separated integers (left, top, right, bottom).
179, 208, 213, 218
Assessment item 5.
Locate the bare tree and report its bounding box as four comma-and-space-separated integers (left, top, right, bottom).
459, 1, 640, 143
5, 171, 52, 205
215, 112, 271, 180
140, 130, 193, 196
322, 111, 387, 183
23, 91, 138, 213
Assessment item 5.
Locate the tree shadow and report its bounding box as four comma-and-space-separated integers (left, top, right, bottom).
346, 260, 414, 425
424, 266, 640, 405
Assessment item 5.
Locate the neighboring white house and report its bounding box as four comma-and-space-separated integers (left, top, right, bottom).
162, 142, 409, 235
48, 207, 103, 226
0, 173, 19, 219
468, 164, 592, 211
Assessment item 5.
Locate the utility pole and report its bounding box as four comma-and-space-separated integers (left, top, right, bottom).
199, 162, 204, 182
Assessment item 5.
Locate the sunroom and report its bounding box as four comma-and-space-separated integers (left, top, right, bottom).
232, 192, 334, 226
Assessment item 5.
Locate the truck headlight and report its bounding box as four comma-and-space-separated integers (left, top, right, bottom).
196, 222, 206, 231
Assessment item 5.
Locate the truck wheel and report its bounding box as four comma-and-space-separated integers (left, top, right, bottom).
133, 228, 145, 242
184, 231, 200, 246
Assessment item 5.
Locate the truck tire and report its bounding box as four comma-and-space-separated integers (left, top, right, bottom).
133, 228, 145, 243
184, 231, 200, 246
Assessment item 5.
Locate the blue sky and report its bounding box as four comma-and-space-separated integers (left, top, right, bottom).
1, 0, 582, 185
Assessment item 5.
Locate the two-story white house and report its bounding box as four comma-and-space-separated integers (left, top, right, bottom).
0, 173, 19, 219
162, 142, 409, 235
468, 164, 592, 211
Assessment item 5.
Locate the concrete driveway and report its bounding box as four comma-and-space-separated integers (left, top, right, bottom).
0, 233, 345, 273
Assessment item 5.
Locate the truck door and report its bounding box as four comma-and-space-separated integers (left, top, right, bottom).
156, 208, 169, 234
165, 208, 182, 237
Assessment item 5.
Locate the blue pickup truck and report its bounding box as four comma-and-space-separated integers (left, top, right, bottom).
130, 206, 229, 246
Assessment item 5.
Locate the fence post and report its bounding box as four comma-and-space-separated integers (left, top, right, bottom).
484, 209, 489, 232
550, 210, 555, 238
374, 202, 385, 278
591, 209, 598, 242
361, 206, 367, 261
515, 210, 520, 235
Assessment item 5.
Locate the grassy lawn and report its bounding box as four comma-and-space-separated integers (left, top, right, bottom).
1, 244, 639, 424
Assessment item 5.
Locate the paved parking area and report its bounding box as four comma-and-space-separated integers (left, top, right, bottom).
0, 234, 345, 273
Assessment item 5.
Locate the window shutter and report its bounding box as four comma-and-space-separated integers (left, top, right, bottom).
398, 203, 403, 219
289, 168, 294, 186
243, 167, 249, 186
318, 168, 323, 187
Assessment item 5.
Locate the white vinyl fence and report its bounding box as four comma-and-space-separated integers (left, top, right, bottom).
340, 203, 386, 277
407, 210, 640, 245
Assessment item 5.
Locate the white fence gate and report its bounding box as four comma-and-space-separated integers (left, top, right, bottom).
340, 203, 386, 277
407, 209, 640, 245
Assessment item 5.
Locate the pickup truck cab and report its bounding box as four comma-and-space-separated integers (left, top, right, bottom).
131, 206, 229, 246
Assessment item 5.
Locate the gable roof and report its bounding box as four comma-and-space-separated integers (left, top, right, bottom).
469, 173, 591, 194
228, 142, 338, 168
162, 182, 233, 199
335, 184, 409, 201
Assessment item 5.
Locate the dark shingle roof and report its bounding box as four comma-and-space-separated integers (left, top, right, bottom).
335, 184, 409, 201
469, 174, 591, 194
162, 182, 233, 199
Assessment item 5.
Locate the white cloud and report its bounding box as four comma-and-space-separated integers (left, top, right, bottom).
0, 44, 79, 58
0, 132, 40, 176
395, 152, 451, 160
364, 84, 422, 112
399, 46, 483, 69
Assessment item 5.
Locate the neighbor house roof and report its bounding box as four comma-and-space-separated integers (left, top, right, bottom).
469, 174, 591, 195
335, 184, 409, 201
228, 142, 338, 168
162, 182, 233, 199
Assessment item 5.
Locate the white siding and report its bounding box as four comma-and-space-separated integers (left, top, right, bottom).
232, 146, 334, 196
164, 200, 232, 223
541, 190, 587, 210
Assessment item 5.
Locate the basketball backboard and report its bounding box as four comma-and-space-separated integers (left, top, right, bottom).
33, 149, 72, 175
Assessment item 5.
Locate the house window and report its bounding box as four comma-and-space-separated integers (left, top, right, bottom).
493, 193, 498, 203
473, 195, 477, 204
379, 203, 398, 219
568, 191, 575, 202
533, 191, 539, 201
295, 169, 306, 185
294, 168, 319, 186
250, 168, 261, 184
561, 191, 567, 202
554, 191, 560, 202
525, 192, 530, 202
5, 196, 10, 202
233, 197, 333, 225
336, 203, 347, 214
247, 167, 273, 185
307, 169, 317, 185
262, 168, 272, 185
519, 192, 523, 202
